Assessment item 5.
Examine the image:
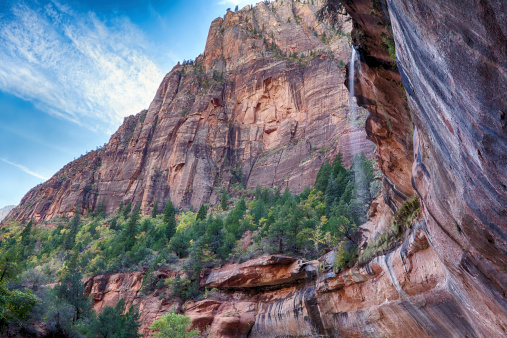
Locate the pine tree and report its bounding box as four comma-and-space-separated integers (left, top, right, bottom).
54, 269, 91, 322
332, 152, 346, 177
315, 161, 332, 192
151, 200, 158, 218
169, 233, 190, 258
20, 220, 33, 247
206, 217, 224, 254
125, 203, 141, 251
123, 202, 132, 218
220, 190, 229, 210
163, 201, 176, 240
325, 172, 340, 209
63, 213, 80, 251
196, 204, 207, 221
87, 298, 140, 338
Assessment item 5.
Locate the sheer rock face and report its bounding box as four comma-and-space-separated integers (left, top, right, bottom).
5, 0, 374, 224
343, 0, 507, 336
389, 0, 507, 335
342, 0, 415, 212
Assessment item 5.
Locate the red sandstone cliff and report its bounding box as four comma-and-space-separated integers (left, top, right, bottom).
5, 0, 374, 224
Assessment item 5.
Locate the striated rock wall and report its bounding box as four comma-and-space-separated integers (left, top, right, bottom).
342, 0, 415, 213
388, 0, 507, 335
340, 0, 507, 335
5, 0, 374, 223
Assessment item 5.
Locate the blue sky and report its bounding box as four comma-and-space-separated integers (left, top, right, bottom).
0, 0, 253, 207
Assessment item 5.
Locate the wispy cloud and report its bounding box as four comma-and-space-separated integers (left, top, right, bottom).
0, 1, 165, 132
0, 158, 49, 180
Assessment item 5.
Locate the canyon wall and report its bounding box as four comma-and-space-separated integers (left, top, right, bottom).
5, 0, 374, 224
342, 0, 507, 335
7, 0, 507, 336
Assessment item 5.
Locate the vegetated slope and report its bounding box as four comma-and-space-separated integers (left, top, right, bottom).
5, 0, 374, 224
0, 152, 378, 335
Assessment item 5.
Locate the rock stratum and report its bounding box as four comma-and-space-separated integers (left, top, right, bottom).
5, 0, 374, 224
84, 222, 482, 337
6, 0, 507, 337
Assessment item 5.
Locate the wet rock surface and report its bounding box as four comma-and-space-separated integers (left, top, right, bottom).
342, 0, 507, 335
389, 0, 507, 336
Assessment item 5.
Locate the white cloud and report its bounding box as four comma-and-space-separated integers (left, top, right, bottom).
0, 158, 49, 181
0, 1, 165, 132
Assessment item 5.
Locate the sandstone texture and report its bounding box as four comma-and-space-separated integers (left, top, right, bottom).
5, 0, 374, 224
342, 0, 415, 213
87, 222, 483, 337
389, 0, 507, 335
342, 0, 507, 336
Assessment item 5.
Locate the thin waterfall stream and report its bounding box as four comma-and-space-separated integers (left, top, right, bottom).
347, 46, 368, 207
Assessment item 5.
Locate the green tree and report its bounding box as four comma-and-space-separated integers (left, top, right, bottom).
206, 217, 224, 254
150, 312, 199, 338
162, 201, 176, 241
151, 199, 159, 218
332, 152, 346, 178
314, 161, 332, 192
123, 202, 132, 218
220, 190, 229, 210
87, 298, 141, 338
219, 232, 236, 260
325, 172, 340, 210
124, 203, 141, 251
196, 204, 207, 221
0, 282, 39, 330
169, 232, 190, 259
54, 270, 91, 323
20, 220, 33, 247
63, 213, 81, 251
95, 200, 106, 219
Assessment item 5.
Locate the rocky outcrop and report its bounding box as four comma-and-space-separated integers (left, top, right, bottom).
204, 255, 305, 289
341, 0, 415, 212
87, 222, 486, 337
340, 0, 507, 336
84, 270, 180, 336
5, 0, 374, 224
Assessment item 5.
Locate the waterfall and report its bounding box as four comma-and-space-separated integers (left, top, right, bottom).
348, 46, 368, 215
349, 46, 357, 113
